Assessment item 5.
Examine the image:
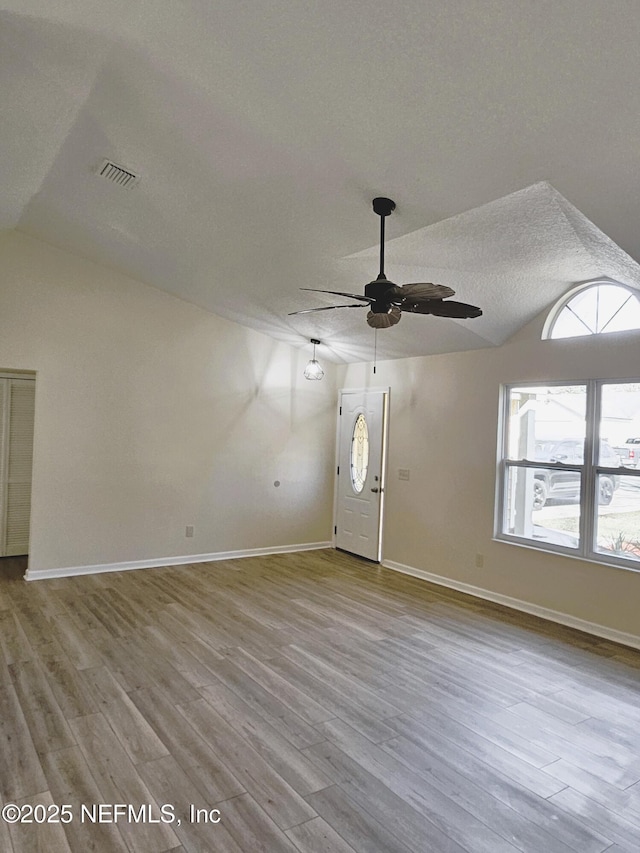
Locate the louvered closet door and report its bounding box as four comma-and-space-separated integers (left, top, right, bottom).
1, 379, 35, 556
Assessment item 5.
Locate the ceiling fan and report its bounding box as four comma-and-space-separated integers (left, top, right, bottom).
290, 197, 482, 328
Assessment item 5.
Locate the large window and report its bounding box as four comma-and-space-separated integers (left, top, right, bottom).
497, 380, 640, 570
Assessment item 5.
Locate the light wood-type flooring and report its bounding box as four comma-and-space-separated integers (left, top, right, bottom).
1, 548, 640, 853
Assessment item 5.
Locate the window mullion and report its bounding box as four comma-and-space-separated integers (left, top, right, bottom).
582, 380, 598, 559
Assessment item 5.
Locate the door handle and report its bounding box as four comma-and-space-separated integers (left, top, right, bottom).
370, 487, 379, 493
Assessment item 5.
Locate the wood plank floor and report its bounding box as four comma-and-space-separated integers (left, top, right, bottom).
1, 549, 639, 853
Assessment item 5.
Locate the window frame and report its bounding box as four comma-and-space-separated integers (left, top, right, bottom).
542, 279, 640, 340
495, 379, 640, 572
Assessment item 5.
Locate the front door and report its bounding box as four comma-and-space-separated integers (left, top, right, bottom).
335, 389, 387, 561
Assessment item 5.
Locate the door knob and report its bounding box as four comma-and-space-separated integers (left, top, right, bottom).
370, 487, 379, 493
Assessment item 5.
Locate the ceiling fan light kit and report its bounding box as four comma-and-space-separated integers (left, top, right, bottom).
289, 197, 483, 328
367, 306, 401, 328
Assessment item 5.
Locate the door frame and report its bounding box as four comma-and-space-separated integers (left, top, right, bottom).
333, 386, 390, 562
0, 372, 36, 559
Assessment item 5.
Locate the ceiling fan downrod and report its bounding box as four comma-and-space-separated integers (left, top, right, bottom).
371, 197, 396, 281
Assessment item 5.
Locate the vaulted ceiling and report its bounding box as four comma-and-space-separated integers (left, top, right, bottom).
2, 1, 640, 362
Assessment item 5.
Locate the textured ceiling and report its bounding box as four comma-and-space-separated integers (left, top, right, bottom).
2, 1, 640, 363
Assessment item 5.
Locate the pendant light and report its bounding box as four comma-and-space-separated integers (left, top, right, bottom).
304, 338, 324, 380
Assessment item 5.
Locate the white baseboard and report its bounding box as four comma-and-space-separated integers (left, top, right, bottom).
383, 559, 640, 651
24, 541, 333, 582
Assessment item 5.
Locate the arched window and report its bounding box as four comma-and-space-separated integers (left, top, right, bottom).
543, 280, 640, 340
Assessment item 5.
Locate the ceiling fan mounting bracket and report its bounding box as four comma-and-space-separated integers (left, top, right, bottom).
372, 197, 396, 217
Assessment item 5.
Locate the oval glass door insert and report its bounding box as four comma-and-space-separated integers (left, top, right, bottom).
350, 413, 369, 493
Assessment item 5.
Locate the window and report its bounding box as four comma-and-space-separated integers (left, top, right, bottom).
497, 381, 640, 570
544, 281, 640, 339
350, 413, 369, 494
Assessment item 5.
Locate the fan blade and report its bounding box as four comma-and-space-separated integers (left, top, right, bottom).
366, 307, 401, 328
289, 304, 366, 315
301, 288, 373, 303
407, 299, 483, 319
389, 283, 456, 302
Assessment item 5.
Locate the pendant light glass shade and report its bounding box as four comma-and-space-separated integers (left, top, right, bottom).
304, 338, 324, 380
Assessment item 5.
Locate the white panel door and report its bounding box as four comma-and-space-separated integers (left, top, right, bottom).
335, 389, 387, 561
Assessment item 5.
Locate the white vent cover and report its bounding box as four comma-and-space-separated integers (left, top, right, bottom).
96, 159, 140, 188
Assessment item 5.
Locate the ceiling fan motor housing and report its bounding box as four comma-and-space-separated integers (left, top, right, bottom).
365, 276, 396, 312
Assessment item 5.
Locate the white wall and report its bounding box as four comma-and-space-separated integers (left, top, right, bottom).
3, 227, 638, 641
0, 231, 337, 573
339, 316, 640, 639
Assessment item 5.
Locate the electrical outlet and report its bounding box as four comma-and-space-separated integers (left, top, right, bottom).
475, 553, 484, 568
398, 468, 410, 480
185, 525, 194, 538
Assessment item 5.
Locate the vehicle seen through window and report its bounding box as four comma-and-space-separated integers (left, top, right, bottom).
531, 439, 620, 509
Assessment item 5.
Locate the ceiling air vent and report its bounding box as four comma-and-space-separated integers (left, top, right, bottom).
96, 159, 140, 189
